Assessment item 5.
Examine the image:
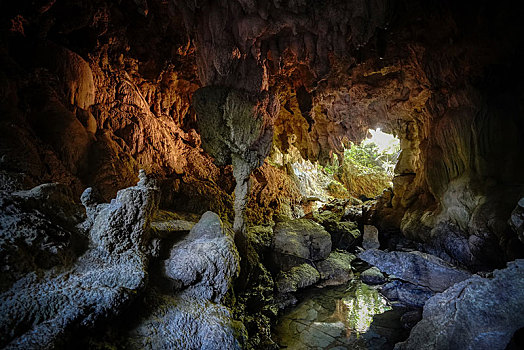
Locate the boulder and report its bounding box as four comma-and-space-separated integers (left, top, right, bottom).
359, 249, 471, 292
395, 260, 524, 350
324, 221, 361, 250
128, 294, 245, 350
276, 263, 320, 293
361, 267, 386, 285
271, 219, 332, 270
363, 225, 380, 249
165, 211, 240, 302
380, 280, 435, 307
316, 251, 355, 286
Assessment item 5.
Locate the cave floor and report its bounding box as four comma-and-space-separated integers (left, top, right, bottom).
273, 280, 409, 350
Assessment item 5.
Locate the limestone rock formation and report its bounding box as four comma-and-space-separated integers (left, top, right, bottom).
360, 267, 386, 285
192, 87, 277, 233
128, 294, 245, 350
0, 183, 86, 292
363, 225, 380, 250
395, 260, 524, 350
509, 198, 524, 244
359, 249, 471, 293
276, 263, 320, 294
316, 250, 355, 287
380, 280, 435, 308
271, 218, 332, 270
0, 172, 159, 348
165, 211, 240, 302
323, 220, 361, 251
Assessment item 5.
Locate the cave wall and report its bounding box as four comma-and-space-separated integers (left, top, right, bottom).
1, 0, 523, 269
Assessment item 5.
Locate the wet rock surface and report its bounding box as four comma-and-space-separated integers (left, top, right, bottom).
396, 260, 524, 350
274, 281, 408, 350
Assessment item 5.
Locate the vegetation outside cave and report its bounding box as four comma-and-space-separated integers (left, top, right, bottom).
322, 129, 400, 200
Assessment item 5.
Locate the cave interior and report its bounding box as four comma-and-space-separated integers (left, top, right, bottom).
0, 0, 523, 349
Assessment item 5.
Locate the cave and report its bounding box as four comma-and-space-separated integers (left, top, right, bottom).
1, 0, 523, 349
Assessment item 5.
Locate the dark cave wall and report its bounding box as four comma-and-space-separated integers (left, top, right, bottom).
1, 0, 523, 269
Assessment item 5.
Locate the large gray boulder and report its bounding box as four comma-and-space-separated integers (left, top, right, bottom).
359, 249, 471, 292
128, 294, 245, 350
271, 219, 332, 270
395, 259, 524, 350
165, 211, 239, 302
0, 173, 159, 349
132, 211, 244, 349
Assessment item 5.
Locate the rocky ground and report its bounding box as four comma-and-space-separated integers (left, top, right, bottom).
1, 172, 523, 349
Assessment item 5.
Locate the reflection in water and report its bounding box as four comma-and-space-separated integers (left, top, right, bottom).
340, 282, 391, 334
274, 280, 401, 350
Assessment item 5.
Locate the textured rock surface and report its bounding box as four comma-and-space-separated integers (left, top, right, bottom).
380, 281, 435, 308
323, 220, 361, 251
0, 183, 86, 292
0, 174, 159, 348
276, 263, 320, 294
361, 267, 386, 285
165, 211, 239, 302
359, 249, 471, 292
192, 87, 277, 233
316, 251, 355, 286
363, 225, 380, 250
509, 198, 524, 244
271, 218, 332, 270
125, 210, 244, 349
395, 260, 524, 350
128, 294, 245, 350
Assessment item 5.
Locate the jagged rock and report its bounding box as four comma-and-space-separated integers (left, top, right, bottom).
90, 170, 159, 254
0, 183, 87, 292
363, 225, 380, 249
271, 219, 332, 271
128, 294, 245, 350
316, 251, 355, 286
361, 267, 386, 285
395, 260, 524, 350
0, 174, 159, 348
509, 197, 524, 244
380, 280, 435, 307
165, 211, 239, 302
276, 263, 320, 293
359, 249, 471, 292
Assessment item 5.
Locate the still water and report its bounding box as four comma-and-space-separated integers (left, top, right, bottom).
274, 280, 407, 350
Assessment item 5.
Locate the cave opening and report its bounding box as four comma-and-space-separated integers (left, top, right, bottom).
1, 0, 523, 349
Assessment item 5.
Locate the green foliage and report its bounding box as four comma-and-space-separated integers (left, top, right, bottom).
343, 141, 399, 176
